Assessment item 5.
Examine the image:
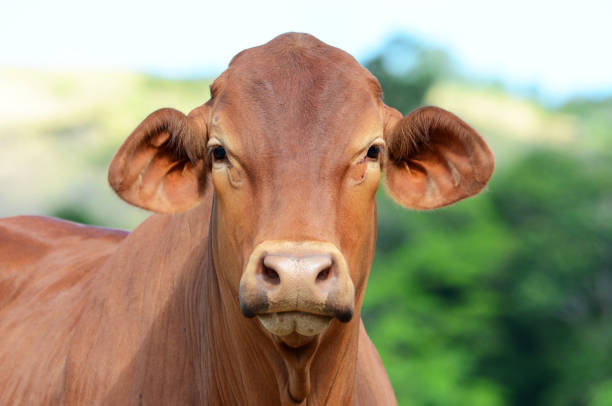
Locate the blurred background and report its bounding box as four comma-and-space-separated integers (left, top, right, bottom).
2, 1, 611, 404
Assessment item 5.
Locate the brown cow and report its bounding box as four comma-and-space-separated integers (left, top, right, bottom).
0, 33, 494, 405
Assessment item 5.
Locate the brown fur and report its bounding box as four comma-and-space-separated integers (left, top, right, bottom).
0, 32, 493, 405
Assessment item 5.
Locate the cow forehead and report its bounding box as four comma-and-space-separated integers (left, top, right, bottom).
208, 33, 384, 163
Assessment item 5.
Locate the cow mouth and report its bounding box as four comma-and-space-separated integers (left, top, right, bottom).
257, 311, 332, 345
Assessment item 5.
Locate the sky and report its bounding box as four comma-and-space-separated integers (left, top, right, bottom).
2, 0, 611, 103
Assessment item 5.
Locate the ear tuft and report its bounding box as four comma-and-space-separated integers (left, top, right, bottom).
139, 108, 207, 164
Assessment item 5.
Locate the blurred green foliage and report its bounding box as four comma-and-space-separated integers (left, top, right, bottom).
366, 35, 452, 115
363, 35, 612, 405
1, 34, 611, 406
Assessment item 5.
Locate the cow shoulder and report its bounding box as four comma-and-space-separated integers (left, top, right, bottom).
0, 216, 129, 404
0, 216, 127, 308
1, 214, 125, 253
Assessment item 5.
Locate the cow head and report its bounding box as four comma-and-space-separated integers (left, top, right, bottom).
109, 33, 493, 401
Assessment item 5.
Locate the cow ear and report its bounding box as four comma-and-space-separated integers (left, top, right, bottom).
108, 105, 209, 213
383, 105, 494, 210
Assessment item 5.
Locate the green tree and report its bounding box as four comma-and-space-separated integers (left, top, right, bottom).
365, 35, 452, 114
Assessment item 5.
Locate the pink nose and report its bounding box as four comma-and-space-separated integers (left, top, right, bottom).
239, 241, 355, 323
261, 254, 333, 287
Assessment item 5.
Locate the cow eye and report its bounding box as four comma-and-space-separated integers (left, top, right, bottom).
366, 145, 380, 160
212, 146, 227, 161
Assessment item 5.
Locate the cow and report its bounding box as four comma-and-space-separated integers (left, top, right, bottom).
0, 33, 494, 405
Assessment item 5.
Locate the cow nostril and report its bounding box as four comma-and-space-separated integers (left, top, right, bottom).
316, 266, 331, 283
262, 265, 281, 285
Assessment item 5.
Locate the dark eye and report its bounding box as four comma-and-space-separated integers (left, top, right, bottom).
212, 146, 227, 161
366, 145, 380, 159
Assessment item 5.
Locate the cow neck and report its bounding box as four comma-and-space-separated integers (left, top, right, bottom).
202, 194, 362, 405
73, 202, 213, 404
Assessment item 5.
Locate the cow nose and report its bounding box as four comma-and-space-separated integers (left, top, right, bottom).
261, 254, 333, 287
239, 241, 355, 326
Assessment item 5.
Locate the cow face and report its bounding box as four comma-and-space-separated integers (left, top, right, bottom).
109, 33, 493, 350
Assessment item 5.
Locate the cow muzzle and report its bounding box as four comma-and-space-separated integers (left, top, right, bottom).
239, 241, 355, 338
